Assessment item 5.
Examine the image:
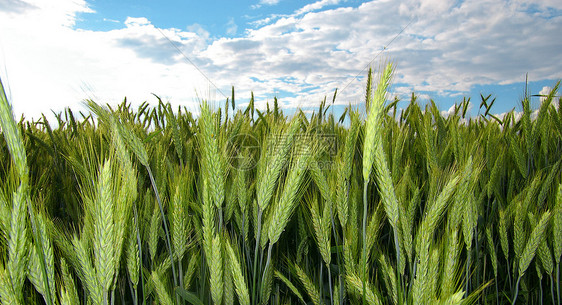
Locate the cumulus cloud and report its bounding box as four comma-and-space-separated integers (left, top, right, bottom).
1, 0, 561, 120
440, 104, 458, 117
0, 0, 36, 14
539, 86, 552, 102
296, 0, 341, 15
201, 0, 561, 110
537, 85, 560, 110
0, 4, 211, 119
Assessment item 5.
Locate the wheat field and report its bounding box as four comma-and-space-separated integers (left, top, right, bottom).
0, 65, 561, 304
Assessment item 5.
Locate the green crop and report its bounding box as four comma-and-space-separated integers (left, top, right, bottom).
0, 73, 561, 304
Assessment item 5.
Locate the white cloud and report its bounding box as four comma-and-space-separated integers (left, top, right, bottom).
124, 16, 150, 26
0, 0, 36, 14
226, 17, 238, 35
251, 0, 281, 9
7, 0, 94, 27
539, 86, 552, 102
512, 0, 562, 10
537, 85, 560, 110
102, 17, 119, 23
296, 0, 341, 15
440, 104, 457, 117
0, 0, 561, 120
0, 5, 211, 120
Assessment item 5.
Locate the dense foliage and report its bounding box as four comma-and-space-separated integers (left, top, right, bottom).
0, 68, 561, 305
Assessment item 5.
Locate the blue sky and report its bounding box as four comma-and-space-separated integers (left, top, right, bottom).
75, 0, 350, 35
0, 0, 561, 120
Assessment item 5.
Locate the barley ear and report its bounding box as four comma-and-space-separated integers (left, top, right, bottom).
378, 254, 398, 304
513, 199, 526, 260
363, 63, 393, 182
519, 210, 551, 277
209, 234, 224, 305
93, 160, 116, 293
225, 238, 250, 305
166, 104, 184, 162
126, 219, 140, 288
72, 235, 103, 305
441, 229, 461, 297
309, 193, 331, 266
257, 117, 300, 211
151, 270, 173, 305
345, 271, 382, 305
171, 184, 188, 261
363, 63, 398, 225
120, 123, 149, 168
275, 270, 307, 305
224, 252, 234, 305
336, 160, 350, 228
427, 247, 440, 300
27, 214, 55, 304
2, 186, 28, 304
60, 258, 80, 305
554, 183, 562, 264
528, 212, 554, 275
416, 174, 460, 255
498, 208, 510, 262
0, 265, 19, 305
148, 198, 161, 262
295, 264, 322, 305
183, 251, 199, 291
0, 78, 28, 186
199, 102, 225, 209
268, 144, 311, 245
486, 227, 498, 278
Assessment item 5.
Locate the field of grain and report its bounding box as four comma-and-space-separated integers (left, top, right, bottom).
0, 64, 561, 304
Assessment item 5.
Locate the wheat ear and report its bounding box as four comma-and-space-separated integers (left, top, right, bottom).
72, 235, 103, 305
0, 78, 28, 185
554, 183, 562, 305
209, 234, 224, 305
361, 62, 396, 305
27, 214, 56, 304
225, 238, 250, 305
512, 210, 551, 305
93, 160, 116, 295
60, 258, 80, 305
151, 270, 173, 305
268, 143, 311, 245
295, 264, 322, 305
1, 77, 55, 305
2, 186, 28, 304
275, 270, 307, 304
126, 219, 140, 288
346, 271, 382, 305
519, 210, 551, 277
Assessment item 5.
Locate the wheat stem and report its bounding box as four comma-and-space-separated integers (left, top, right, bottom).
512, 275, 521, 305
362, 180, 368, 305
252, 208, 263, 304
147, 167, 178, 302
550, 274, 556, 305
262, 243, 273, 304
132, 204, 145, 303
556, 263, 560, 304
